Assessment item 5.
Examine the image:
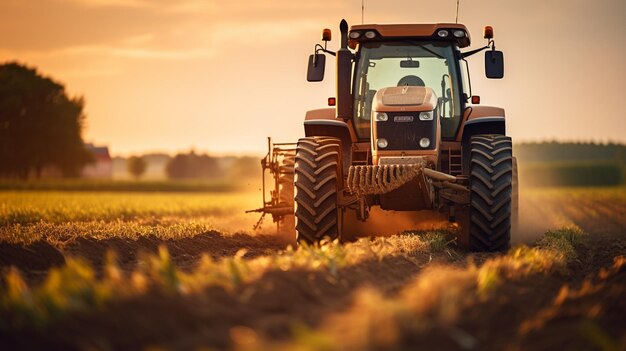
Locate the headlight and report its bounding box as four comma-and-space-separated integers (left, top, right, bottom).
377, 138, 388, 149
375, 112, 388, 121
349, 31, 361, 39
419, 138, 431, 148
453, 30, 466, 38
364, 31, 376, 39
437, 30, 449, 38
419, 111, 433, 121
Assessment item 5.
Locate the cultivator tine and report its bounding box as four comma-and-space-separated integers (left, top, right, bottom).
347, 162, 426, 196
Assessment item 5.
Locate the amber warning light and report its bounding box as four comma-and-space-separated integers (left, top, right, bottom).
322, 28, 332, 41
483, 26, 494, 39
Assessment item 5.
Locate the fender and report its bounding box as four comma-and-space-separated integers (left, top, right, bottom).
457, 106, 506, 143
304, 108, 355, 175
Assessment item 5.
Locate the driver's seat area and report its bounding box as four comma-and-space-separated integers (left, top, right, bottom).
397, 75, 425, 87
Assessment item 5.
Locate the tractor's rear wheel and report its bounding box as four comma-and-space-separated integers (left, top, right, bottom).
468, 135, 513, 251
294, 137, 342, 244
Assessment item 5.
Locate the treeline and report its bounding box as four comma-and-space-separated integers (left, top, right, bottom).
0, 63, 92, 178
515, 142, 625, 163
519, 162, 622, 187
515, 142, 625, 187
165, 152, 220, 179
116, 152, 259, 180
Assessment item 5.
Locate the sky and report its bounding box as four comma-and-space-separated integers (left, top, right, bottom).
1, 0, 625, 156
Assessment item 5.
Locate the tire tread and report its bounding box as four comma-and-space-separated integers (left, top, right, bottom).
469, 134, 513, 252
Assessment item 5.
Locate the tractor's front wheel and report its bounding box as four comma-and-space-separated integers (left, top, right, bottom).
468, 135, 513, 251
512, 156, 519, 232
294, 137, 342, 244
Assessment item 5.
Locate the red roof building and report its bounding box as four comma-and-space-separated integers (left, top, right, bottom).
82, 144, 113, 179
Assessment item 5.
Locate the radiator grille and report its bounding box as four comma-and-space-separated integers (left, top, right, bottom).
375, 112, 436, 150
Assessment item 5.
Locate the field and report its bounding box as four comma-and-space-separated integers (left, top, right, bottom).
0, 186, 625, 350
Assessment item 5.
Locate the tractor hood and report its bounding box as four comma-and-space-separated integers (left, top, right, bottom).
372, 86, 437, 113
370, 85, 440, 163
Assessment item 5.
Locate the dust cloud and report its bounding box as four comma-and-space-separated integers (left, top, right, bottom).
343, 207, 451, 239
512, 171, 576, 245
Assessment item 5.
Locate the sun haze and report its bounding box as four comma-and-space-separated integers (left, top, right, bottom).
1, 0, 624, 155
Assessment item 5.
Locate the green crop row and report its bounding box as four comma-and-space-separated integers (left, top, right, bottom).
520, 161, 624, 187
0, 234, 437, 330
257, 227, 590, 351
0, 179, 243, 192
0, 191, 259, 226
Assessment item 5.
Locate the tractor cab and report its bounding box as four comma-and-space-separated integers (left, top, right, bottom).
307, 22, 503, 124
351, 39, 462, 143
348, 24, 471, 142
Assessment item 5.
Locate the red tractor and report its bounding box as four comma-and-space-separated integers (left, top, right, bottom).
249, 20, 518, 251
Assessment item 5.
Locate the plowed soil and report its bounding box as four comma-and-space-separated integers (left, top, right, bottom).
1, 190, 625, 350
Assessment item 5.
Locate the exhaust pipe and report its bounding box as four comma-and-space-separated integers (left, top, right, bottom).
336, 19, 352, 120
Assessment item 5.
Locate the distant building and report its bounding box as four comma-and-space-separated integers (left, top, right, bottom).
82, 144, 113, 178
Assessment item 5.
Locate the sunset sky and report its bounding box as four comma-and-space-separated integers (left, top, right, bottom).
1, 0, 624, 156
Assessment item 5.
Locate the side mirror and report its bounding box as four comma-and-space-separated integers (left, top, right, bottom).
485, 50, 504, 79
307, 54, 326, 82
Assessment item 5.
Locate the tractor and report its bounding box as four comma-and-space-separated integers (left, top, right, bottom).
248, 20, 518, 251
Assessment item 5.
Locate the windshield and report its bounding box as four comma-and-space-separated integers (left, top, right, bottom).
353, 41, 463, 139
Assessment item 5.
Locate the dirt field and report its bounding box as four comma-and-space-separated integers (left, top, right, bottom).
0, 187, 624, 350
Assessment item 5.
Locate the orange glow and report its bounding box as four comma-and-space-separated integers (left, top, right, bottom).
0, 0, 623, 156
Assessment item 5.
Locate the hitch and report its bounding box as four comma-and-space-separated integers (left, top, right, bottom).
246, 137, 296, 230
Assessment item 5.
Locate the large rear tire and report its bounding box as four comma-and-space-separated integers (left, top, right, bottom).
468, 135, 513, 252
294, 137, 342, 244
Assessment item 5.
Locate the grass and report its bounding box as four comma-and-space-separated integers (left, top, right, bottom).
522, 186, 626, 230
2, 256, 121, 329
410, 230, 455, 252
0, 190, 260, 226
0, 221, 235, 245
519, 161, 624, 187
0, 179, 243, 192
523, 186, 626, 200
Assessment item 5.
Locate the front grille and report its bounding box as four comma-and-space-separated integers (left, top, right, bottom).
376, 112, 436, 150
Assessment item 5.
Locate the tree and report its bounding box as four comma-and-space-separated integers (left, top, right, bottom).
0, 62, 92, 178
127, 156, 147, 179
228, 156, 259, 179
165, 151, 220, 179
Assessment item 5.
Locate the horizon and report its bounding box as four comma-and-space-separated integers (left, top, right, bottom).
106, 138, 626, 159
1, 0, 625, 155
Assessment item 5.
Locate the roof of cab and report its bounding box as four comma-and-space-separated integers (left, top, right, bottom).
349, 23, 471, 48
